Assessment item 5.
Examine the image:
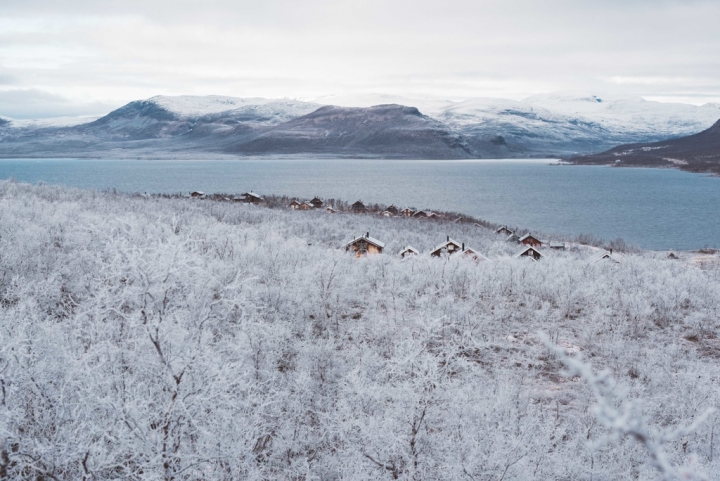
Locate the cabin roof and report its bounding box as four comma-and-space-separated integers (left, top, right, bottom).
495, 225, 510, 233
515, 245, 544, 258
430, 238, 462, 255
344, 235, 385, 249
549, 241, 565, 248
462, 247, 489, 261
242, 191, 264, 200
191, 191, 205, 195
519, 233, 539, 242
289, 200, 301, 204
590, 251, 620, 264
400, 246, 420, 255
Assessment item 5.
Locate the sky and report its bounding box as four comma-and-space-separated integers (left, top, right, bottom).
0, 0, 719, 119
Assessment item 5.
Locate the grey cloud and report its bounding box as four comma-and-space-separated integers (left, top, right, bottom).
0, 89, 116, 119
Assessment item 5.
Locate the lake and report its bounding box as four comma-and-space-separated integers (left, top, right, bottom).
0, 158, 718, 250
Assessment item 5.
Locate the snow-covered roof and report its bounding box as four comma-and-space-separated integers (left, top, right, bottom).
515, 245, 544, 259
495, 225, 511, 233
506, 233, 520, 242
549, 241, 566, 248
241, 191, 264, 200
519, 233, 539, 242
430, 238, 462, 255
590, 251, 620, 264
343, 235, 385, 250
461, 247, 489, 261
399, 246, 420, 255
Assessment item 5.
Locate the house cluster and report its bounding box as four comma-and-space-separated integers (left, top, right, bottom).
344, 234, 488, 261
289, 198, 442, 219
190, 191, 265, 203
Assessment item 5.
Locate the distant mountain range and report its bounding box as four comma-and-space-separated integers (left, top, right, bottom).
1, 93, 719, 159
570, 119, 720, 175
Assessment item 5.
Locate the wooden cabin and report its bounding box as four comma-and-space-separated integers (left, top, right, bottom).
461, 246, 489, 262
344, 233, 385, 257
400, 208, 414, 217
190, 191, 205, 198
516, 245, 543, 260
414, 210, 429, 218
549, 241, 566, 250
519, 233, 542, 247
386, 205, 399, 215
668, 252, 679, 259
289, 200, 301, 210
240, 192, 264, 203
496, 225, 513, 236
430, 236, 463, 257
590, 251, 620, 265
381, 210, 394, 217
399, 246, 420, 258
310, 197, 324, 208
352, 201, 366, 213
298, 201, 314, 210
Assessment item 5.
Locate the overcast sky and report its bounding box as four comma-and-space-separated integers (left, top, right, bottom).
1, 0, 719, 118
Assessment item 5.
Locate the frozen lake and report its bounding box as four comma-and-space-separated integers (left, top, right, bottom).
1, 158, 718, 250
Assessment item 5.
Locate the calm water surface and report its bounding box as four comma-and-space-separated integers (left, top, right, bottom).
0, 158, 718, 250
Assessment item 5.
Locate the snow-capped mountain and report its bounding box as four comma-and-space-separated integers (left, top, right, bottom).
1, 92, 719, 159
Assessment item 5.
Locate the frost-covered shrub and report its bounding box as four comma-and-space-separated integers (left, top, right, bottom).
0, 181, 718, 480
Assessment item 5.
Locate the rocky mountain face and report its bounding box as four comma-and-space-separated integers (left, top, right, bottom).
570, 119, 720, 174
1, 93, 718, 159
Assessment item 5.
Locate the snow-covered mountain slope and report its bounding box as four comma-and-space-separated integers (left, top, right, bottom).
2, 92, 719, 159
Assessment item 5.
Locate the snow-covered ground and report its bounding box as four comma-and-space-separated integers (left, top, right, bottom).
1, 180, 719, 480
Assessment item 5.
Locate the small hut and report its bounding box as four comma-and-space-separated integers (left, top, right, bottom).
310, 197, 324, 208
516, 245, 543, 260
414, 210, 429, 218
519, 233, 542, 247
496, 226, 513, 236
430, 237, 463, 257
325, 207, 337, 214
344, 233, 385, 257
590, 251, 620, 265
400, 208, 414, 217
241, 192, 264, 204
299, 201, 314, 210
386, 205, 399, 215
190, 191, 205, 198
381, 210, 394, 217
549, 241, 566, 250
667, 252, 678, 259
399, 246, 420, 258
461, 246, 489, 262
351, 201, 366, 213
289, 200, 301, 210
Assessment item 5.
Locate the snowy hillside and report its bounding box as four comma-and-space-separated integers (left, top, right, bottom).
1, 180, 718, 480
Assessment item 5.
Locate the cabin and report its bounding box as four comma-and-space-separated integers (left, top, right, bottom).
344, 232, 385, 257
427, 212, 439, 219
299, 201, 314, 210
496, 226, 513, 236
386, 205, 399, 215
430, 236, 463, 257
461, 246, 489, 262
240, 192, 264, 203
190, 191, 205, 198
516, 245, 543, 260
414, 210, 429, 218
381, 211, 394, 217
505, 233, 520, 243
590, 251, 620, 265
310, 197, 324, 208
549, 241, 566, 250
400, 208, 414, 217
667, 252, 678, 259
352, 201, 366, 213
289, 200, 301, 210
518, 233, 542, 247
399, 246, 420, 258
325, 207, 337, 213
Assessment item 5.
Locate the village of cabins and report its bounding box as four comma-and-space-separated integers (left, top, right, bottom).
189, 190, 622, 264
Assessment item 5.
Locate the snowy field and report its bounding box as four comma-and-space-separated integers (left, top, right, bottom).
1, 180, 719, 480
